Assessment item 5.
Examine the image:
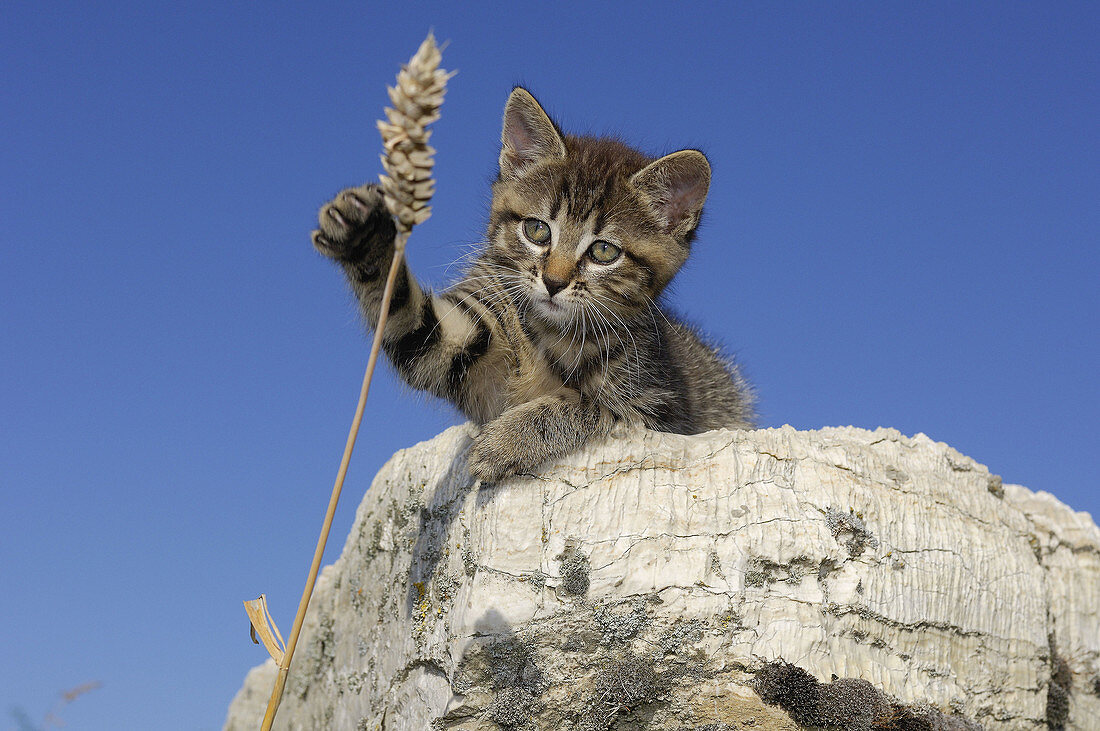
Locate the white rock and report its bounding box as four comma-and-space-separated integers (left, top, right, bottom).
225, 425, 1100, 730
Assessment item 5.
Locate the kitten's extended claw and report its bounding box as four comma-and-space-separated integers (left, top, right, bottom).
326, 207, 349, 229
346, 191, 372, 213
311, 231, 334, 254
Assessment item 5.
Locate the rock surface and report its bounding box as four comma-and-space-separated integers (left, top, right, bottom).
225, 425, 1100, 730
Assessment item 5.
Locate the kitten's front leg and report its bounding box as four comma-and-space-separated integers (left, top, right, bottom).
313, 183, 512, 412
467, 394, 605, 482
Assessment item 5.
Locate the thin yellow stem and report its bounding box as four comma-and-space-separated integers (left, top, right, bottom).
261, 233, 409, 730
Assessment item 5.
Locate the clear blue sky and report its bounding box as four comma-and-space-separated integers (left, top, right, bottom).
2, 2, 1097, 728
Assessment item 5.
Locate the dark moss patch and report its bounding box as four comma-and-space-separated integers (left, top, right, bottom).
887, 703, 986, 730
1045, 684, 1069, 731
1047, 635, 1072, 730
754, 662, 822, 726
754, 661, 979, 730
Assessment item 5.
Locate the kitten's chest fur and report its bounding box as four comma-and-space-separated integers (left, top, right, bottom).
466, 278, 658, 424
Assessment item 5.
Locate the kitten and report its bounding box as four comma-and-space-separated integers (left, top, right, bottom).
312, 87, 754, 481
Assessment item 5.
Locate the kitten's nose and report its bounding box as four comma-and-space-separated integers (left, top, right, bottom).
542, 273, 569, 297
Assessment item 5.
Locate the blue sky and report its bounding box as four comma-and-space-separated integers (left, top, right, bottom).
2, 2, 1097, 728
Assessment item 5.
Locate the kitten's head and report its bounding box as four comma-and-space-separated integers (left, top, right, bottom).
486, 87, 710, 328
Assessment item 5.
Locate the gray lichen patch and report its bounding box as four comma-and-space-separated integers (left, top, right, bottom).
706, 549, 725, 580
487, 638, 546, 694
460, 525, 478, 576
454, 636, 547, 699
295, 612, 336, 698
714, 607, 743, 632
450, 634, 553, 729
449, 635, 548, 728
354, 494, 424, 568
656, 618, 706, 658
826, 507, 879, 558
521, 570, 548, 588
435, 569, 460, 604
489, 687, 542, 728
884, 465, 910, 484
744, 555, 816, 587
754, 661, 980, 730
592, 596, 650, 645
443, 600, 746, 729
342, 670, 369, 695
557, 542, 591, 596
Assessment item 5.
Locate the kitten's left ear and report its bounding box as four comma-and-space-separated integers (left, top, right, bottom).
499, 87, 567, 179
630, 150, 711, 237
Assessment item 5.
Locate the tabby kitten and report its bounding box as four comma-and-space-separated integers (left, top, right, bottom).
312, 87, 754, 481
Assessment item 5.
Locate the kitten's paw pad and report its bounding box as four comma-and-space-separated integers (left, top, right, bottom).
312, 184, 392, 261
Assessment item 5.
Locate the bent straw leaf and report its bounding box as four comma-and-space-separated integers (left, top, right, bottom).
244, 594, 286, 665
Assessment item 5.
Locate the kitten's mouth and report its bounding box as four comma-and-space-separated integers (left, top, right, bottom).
532, 293, 573, 323
529, 288, 560, 309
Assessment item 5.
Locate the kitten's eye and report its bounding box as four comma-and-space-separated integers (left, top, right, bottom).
588, 240, 622, 264
522, 218, 551, 245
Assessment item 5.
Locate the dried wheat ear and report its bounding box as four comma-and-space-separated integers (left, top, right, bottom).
377, 33, 454, 233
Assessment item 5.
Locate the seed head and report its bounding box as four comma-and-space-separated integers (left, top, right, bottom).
377, 33, 453, 234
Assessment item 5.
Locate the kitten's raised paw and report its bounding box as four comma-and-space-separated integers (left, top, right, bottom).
311, 184, 396, 263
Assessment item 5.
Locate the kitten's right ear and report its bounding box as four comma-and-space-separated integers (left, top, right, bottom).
499, 87, 566, 179
630, 150, 711, 238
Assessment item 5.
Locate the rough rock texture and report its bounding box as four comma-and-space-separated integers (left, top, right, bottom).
225, 426, 1100, 730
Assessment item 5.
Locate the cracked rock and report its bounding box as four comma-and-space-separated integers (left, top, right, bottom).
225, 425, 1100, 729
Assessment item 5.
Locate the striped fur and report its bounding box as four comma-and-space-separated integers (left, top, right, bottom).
312, 88, 754, 481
